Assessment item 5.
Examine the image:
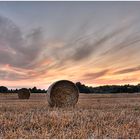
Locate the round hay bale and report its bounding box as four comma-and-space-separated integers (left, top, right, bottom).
47, 80, 79, 107
18, 88, 30, 99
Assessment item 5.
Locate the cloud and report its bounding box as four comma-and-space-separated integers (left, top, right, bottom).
0, 15, 48, 81
101, 34, 140, 57
0, 15, 45, 68
71, 43, 94, 61
83, 69, 109, 80
114, 65, 140, 75
87, 78, 139, 86
0, 13, 140, 86
52, 20, 133, 64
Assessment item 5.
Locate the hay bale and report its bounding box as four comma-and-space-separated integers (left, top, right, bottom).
18, 88, 30, 99
47, 80, 79, 107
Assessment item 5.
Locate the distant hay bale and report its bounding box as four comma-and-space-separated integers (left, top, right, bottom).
18, 88, 30, 99
47, 80, 79, 107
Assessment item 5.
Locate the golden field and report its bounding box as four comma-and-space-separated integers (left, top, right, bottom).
0, 93, 140, 139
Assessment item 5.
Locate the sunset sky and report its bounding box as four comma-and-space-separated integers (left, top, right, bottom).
0, 1, 140, 89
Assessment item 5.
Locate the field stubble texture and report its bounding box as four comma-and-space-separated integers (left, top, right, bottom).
0, 93, 140, 139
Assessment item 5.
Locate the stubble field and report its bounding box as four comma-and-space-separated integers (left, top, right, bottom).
0, 93, 140, 139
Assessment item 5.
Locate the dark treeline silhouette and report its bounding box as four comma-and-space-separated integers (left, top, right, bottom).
76, 82, 140, 93
29, 87, 47, 93
0, 86, 47, 94
0, 86, 8, 93
1, 83, 140, 94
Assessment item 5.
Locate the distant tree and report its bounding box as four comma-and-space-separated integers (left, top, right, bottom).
138, 84, 140, 92
32, 87, 38, 93
29, 87, 47, 93
76, 82, 91, 93
0, 86, 8, 93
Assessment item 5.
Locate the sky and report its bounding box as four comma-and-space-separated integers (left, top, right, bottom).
0, 1, 140, 89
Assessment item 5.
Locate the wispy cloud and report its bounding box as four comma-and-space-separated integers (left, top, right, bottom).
0, 15, 48, 81
0, 2, 140, 88
0, 15, 45, 69
82, 69, 109, 80
114, 65, 140, 75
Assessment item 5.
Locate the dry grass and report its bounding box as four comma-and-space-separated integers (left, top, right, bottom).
0, 93, 140, 138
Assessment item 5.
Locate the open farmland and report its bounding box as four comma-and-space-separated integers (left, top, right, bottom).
0, 93, 140, 139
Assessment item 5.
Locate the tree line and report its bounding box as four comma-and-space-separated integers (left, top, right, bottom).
0, 83, 140, 94
0, 86, 47, 93
75, 82, 140, 93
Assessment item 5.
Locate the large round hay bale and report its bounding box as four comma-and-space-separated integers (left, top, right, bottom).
47, 80, 79, 107
18, 88, 30, 99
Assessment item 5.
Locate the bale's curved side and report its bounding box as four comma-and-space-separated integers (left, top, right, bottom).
47, 80, 79, 107
18, 88, 30, 99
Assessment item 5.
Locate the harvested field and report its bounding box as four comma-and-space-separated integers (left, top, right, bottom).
0, 93, 140, 139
